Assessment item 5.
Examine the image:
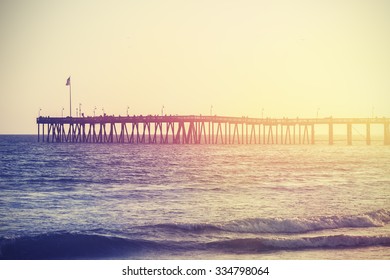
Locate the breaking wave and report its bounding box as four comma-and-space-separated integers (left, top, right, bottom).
158, 209, 390, 234
0, 233, 163, 260
1, 210, 389, 259
208, 235, 390, 252
1, 232, 389, 260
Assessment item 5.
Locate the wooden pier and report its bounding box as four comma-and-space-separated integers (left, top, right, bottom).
37, 115, 390, 145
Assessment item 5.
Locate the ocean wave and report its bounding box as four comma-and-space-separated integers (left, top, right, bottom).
221, 209, 390, 234
154, 223, 221, 233
208, 235, 390, 252
1, 232, 389, 259
2, 210, 389, 259
0, 232, 162, 260
157, 209, 390, 234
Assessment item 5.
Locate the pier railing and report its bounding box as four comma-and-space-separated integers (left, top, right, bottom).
36, 115, 390, 145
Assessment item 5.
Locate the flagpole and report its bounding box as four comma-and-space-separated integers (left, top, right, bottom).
69, 81, 72, 117
66, 76, 72, 117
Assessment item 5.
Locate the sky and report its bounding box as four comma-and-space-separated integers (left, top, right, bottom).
0, 0, 389, 134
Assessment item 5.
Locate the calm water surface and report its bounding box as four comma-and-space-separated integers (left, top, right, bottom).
0, 135, 389, 259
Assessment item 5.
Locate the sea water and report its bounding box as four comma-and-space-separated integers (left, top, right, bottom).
0, 135, 389, 259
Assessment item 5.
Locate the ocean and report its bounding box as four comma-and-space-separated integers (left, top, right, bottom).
0, 135, 389, 260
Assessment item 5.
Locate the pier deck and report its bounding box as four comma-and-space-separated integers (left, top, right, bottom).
37, 115, 390, 145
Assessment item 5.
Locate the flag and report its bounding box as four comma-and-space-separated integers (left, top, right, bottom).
66, 76, 71, 86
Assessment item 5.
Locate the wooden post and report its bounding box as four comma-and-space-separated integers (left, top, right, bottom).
212, 121, 214, 144
347, 123, 352, 145
208, 121, 211, 144
268, 125, 273, 144
384, 122, 390, 145
229, 122, 231, 144
299, 125, 301, 144
276, 124, 278, 144
246, 123, 248, 144
225, 122, 227, 144
293, 125, 296, 144
281, 125, 283, 144
311, 124, 315, 145
241, 123, 244, 144
303, 125, 309, 144
329, 123, 333, 145
366, 123, 371, 145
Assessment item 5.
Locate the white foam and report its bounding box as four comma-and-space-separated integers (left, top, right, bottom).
221, 209, 390, 234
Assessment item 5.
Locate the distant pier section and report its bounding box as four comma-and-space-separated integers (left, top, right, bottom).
37, 115, 390, 145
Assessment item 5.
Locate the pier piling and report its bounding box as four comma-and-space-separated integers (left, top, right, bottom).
347, 124, 352, 145
385, 122, 390, 145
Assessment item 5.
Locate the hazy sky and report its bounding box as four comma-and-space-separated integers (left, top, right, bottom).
1, 0, 389, 134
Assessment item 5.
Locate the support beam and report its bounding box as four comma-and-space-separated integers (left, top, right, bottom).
347, 123, 352, 145
37, 123, 40, 142
385, 122, 390, 145
329, 123, 333, 145
366, 123, 371, 145
311, 124, 315, 145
